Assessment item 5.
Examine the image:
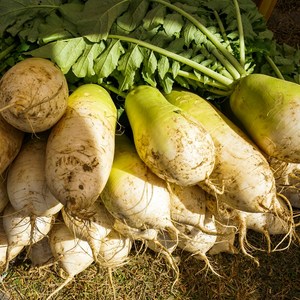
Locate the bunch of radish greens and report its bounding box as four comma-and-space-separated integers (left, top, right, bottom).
0, 0, 300, 299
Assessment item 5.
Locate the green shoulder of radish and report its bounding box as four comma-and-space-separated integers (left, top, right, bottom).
0, 57, 69, 133
124, 85, 216, 186
164, 89, 282, 214
45, 84, 117, 217
230, 74, 300, 163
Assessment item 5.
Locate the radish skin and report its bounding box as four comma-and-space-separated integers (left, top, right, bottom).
125, 85, 215, 186
0, 57, 69, 133
46, 222, 96, 300
230, 74, 300, 163
45, 84, 117, 216
165, 90, 281, 214
101, 134, 177, 237
7, 136, 63, 216
0, 116, 23, 174
62, 199, 114, 261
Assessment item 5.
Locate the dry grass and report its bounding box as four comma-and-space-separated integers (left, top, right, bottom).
1, 228, 300, 300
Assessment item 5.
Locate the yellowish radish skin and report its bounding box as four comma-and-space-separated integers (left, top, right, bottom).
7, 136, 63, 216
45, 84, 117, 216
165, 90, 281, 213
230, 74, 300, 163
0, 116, 23, 174
125, 85, 215, 186
0, 57, 69, 133
101, 135, 176, 234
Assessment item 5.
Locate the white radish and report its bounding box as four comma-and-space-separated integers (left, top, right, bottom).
125, 85, 215, 186
46, 222, 96, 300
101, 134, 178, 238
2, 203, 53, 271
176, 212, 218, 275
61, 199, 114, 261
165, 90, 286, 215
0, 115, 23, 174
0, 57, 69, 133
7, 136, 63, 216
45, 84, 117, 217
97, 229, 133, 268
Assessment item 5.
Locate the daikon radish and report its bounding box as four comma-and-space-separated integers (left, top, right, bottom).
45, 84, 117, 217
0, 57, 69, 133
2, 203, 53, 271
176, 212, 218, 275
0, 116, 23, 174
101, 134, 178, 239
46, 222, 96, 300
165, 90, 283, 214
62, 199, 114, 261
125, 85, 215, 186
7, 136, 63, 216
230, 74, 300, 163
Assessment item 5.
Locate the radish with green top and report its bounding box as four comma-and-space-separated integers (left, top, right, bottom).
0, 57, 69, 133
45, 84, 117, 217
230, 74, 300, 163
165, 90, 283, 214
125, 85, 215, 186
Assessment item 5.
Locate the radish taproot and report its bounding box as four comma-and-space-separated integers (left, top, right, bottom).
61, 199, 114, 261
229, 74, 300, 163
7, 136, 63, 216
45, 84, 117, 216
46, 222, 96, 300
165, 90, 282, 214
124, 85, 215, 186
0, 57, 69, 133
0, 115, 23, 174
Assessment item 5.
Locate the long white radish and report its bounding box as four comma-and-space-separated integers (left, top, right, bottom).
2, 203, 53, 271
165, 90, 282, 214
0, 115, 23, 174
46, 222, 96, 300
62, 199, 114, 261
176, 212, 218, 275
101, 134, 177, 238
97, 229, 133, 268
7, 136, 63, 216
45, 84, 117, 217
0, 57, 69, 133
230, 74, 300, 163
125, 85, 215, 186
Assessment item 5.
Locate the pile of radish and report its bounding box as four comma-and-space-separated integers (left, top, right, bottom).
0, 57, 299, 299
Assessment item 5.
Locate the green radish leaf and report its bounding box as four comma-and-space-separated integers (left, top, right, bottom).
72, 42, 106, 78
158, 56, 170, 79
28, 37, 86, 74
118, 44, 144, 90
143, 4, 166, 31
78, 0, 130, 42
171, 61, 180, 78
163, 13, 184, 38
141, 50, 157, 86
0, 0, 62, 36
116, 0, 149, 33
94, 40, 125, 80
